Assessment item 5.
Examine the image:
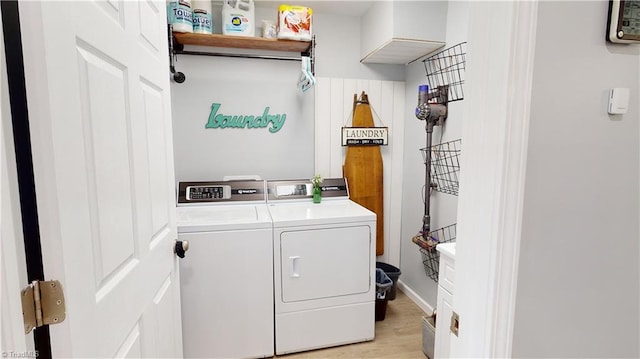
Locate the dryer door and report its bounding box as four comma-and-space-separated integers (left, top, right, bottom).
279, 226, 371, 302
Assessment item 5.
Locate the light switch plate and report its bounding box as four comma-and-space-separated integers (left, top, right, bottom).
608, 88, 630, 115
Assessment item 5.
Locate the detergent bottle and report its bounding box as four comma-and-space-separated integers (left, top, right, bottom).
222, 0, 255, 37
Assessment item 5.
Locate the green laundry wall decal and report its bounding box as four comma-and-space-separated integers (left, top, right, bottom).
205, 103, 286, 133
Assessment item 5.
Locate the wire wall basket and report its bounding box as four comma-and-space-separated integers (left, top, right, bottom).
417, 223, 457, 282
421, 139, 461, 196
422, 42, 466, 102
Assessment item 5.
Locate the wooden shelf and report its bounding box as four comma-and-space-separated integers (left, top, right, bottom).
168, 31, 315, 83
173, 32, 311, 53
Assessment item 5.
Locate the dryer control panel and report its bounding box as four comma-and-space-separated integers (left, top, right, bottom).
177, 180, 266, 204
267, 178, 350, 201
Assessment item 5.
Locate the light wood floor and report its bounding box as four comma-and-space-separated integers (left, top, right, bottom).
278, 290, 428, 359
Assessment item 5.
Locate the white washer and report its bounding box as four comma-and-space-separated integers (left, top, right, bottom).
176, 180, 274, 358
267, 178, 377, 355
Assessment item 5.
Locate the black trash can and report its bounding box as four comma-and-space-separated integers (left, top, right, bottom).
375, 268, 393, 321
376, 262, 401, 300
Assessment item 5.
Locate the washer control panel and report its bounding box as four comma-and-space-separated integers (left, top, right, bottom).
177, 180, 265, 204
186, 185, 231, 200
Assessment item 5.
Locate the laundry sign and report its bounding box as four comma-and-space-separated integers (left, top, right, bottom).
342, 127, 388, 146
205, 103, 286, 133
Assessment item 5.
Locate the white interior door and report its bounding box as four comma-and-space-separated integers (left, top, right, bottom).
18, 1, 182, 357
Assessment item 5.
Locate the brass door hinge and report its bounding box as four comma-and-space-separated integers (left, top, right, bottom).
450, 311, 460, 337
21, 280, 66, 334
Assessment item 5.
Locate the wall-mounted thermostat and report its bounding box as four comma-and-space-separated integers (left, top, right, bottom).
607, 0, 640, 43
608, 88, 630, 114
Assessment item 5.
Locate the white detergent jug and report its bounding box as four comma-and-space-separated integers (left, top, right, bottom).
222, 0, 255, 37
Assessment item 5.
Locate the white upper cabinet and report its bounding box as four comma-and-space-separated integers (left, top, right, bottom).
360, 1, 447, 65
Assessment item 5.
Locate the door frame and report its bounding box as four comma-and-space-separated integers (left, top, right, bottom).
454, 1, 538, 357
1, 1, 51, 356
1, 3, 32, 353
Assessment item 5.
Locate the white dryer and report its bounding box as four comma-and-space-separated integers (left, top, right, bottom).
176, 180, 273, 358
266, 178, 377, 355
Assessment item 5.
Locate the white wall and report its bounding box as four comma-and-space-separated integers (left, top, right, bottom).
512, 1, 640, 357
171, 4, 406, 182
360, 1, 447, 64
392, 1, 447, 41
311, 11, 405, 80
399, 1, 467, 310
170, 55, 315, 182
360, 1, 393, 61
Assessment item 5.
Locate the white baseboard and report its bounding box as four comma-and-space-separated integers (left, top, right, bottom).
397, 280, 434, 315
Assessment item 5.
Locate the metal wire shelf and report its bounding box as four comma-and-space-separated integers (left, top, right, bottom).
422, 42, 466, 102
420, 139, 461, 196
414, 223, 457, 282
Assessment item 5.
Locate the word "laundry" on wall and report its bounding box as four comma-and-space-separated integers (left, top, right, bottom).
205, 103, 287, 133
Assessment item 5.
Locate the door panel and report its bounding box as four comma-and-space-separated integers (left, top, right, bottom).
114, 324, 142, 358
141, 80, 172, 236
138, 0, 162, 52
140, 275, 181, 358
280, 226, 371, 302
97, 0, 125, 27
19, 1, 181, 357
76, 41, 137, 284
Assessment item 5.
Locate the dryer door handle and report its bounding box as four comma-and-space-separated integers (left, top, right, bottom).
290, 256, 300, 278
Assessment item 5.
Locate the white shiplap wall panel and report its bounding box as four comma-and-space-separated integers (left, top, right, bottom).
329, 79, 346, 177
388, 81, 405, 266
377, 82, 392, 261
356, 80, 370, 101
315, 78, 405, 265
314, 78, 331, 177
367, 81, 382, 126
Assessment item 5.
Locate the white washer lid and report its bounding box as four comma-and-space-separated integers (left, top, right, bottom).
177, 204, 272, 232
268, 200, 375, 228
